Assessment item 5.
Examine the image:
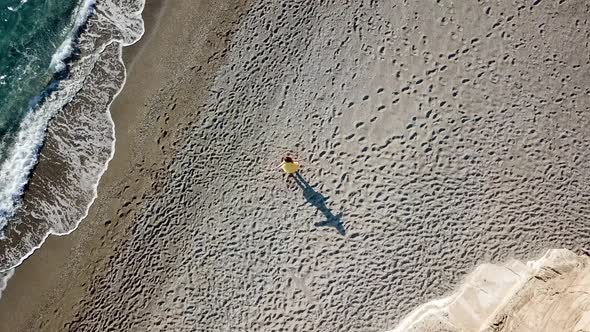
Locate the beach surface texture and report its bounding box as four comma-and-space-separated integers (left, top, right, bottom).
391, 249, 590, 332
1, 0, 590, 331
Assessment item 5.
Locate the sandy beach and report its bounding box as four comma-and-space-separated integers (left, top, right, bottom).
1, 0, 590, 331
391, 249, 590, 332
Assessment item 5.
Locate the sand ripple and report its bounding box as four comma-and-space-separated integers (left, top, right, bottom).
66, 0, 590, 331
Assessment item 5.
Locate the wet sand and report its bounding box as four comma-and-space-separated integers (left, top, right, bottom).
1, 0, 590, 331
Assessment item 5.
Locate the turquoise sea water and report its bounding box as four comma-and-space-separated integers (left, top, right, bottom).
0, 0, 80, 160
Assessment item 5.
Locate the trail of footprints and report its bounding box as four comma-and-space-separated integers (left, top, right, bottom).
68, 1, 590, 331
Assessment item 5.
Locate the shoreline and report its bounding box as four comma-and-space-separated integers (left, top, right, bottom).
0, 23, 145, 299
0, 1, 157, 330
0, 0, 252, 330
0, 0, 93, 228
0, 0, 145, 276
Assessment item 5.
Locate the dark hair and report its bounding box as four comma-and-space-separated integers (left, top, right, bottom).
283, 156, 294, 163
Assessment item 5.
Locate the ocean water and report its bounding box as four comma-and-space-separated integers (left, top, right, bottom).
0, 0, 82, 221
0, 0, 145, 296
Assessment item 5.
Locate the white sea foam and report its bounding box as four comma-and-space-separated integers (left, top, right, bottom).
6, 0, 29, 12
49, 0, 96, 73
0, 268, 14, 298
49, 41, 73, 73
0, 93, 53, 228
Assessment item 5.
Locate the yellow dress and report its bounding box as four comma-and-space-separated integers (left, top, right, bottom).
281, 161, 299, 174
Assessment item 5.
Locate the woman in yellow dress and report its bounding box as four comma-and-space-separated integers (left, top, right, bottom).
277, 156, 300, 187
280, 156, 299, 174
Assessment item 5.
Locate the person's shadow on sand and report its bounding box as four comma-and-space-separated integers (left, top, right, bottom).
292, 173, 345, 236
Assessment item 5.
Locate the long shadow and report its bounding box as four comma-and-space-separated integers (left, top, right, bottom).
292, 173, 345, 236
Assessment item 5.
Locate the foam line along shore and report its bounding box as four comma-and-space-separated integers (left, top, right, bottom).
0, 0, 146, 296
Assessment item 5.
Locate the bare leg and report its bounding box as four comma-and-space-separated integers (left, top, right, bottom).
285, 173, 295, 189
